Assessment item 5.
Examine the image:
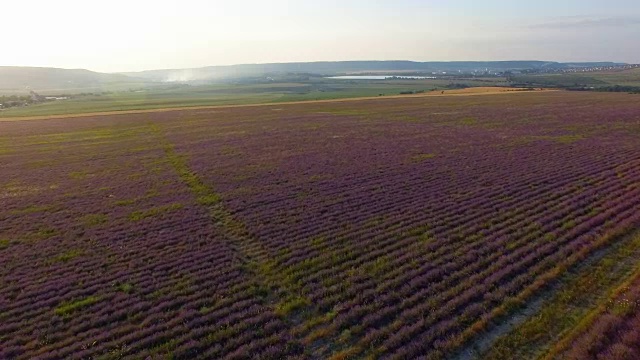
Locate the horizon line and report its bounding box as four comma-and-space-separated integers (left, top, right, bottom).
0, 59, 633, 74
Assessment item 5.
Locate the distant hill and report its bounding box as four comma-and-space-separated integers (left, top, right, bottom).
122, 60, 625, 83
0, 67, 154, 94
0, 61, 629, 95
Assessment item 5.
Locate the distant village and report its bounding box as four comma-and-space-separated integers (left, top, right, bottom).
518, 63, 640, 75
0, 91, 68, 110
381, 64, 640, 78
463, 64, 640, 77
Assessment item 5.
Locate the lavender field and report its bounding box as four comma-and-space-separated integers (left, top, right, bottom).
1, 91, 639, 359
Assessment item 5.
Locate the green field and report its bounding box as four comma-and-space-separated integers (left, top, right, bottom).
592, 67, 640, 86
513, 67, 640, 88
0, 77, 506, 118
5, 68, 638, 119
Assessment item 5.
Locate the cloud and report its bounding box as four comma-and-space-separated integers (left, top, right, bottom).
530, 16, 640, 29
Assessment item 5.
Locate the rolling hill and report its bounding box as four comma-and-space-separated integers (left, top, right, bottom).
122, 60, 624, 83
0, 67, 154, 94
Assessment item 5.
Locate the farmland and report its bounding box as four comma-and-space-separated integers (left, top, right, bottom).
0, 77, 506, 119
512, 67, 640, 89
1, 91, 639, 359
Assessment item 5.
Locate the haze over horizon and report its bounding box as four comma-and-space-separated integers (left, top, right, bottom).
3, 0, 640, 73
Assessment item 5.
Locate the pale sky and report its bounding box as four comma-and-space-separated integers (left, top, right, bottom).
2, 0, 640, 73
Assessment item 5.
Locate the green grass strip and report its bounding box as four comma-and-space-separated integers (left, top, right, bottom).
55, 296, 100, 316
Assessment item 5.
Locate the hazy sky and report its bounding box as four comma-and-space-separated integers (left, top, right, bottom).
3, 0, 640, 72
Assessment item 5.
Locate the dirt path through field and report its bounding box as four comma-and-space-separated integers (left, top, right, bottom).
453, 229, 640, 360
0, 88, 556, 122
